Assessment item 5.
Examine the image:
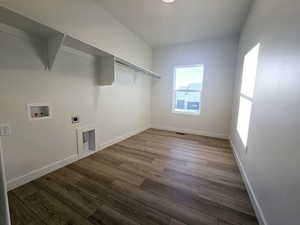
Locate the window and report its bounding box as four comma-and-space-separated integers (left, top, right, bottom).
173, 65, 204, 115
237, 43, 260, 147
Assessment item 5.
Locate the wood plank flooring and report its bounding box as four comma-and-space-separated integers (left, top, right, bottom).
8, 129, 259, 225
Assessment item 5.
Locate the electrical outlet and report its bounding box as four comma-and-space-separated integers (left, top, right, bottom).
0, 124, 11, 136
71, 116, 80, 124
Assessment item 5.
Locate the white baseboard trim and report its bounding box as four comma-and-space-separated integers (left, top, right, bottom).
98, 125, 151, 151
229, 137, 268, 225
7, 125, 150, 191
7, 154, 78, 191
151, 125, 229, 139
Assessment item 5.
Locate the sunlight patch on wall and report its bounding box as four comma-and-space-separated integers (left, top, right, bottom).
237, 43, 260, 147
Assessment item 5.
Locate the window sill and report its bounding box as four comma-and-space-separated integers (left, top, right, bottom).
172, 110, 201, 116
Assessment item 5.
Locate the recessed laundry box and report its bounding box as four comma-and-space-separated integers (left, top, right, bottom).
27, 103, 51, 120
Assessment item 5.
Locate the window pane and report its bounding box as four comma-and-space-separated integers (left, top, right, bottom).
237, 96, 252, 147
174, 65, 204, 114
175, 66, 204, 91
241, 43, 260, 98
175, 91, 201, 113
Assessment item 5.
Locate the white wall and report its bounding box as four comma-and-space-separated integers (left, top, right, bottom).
230, 0, 300, 225
1, 0, 152, 69
0, 28, 151, 189
152, 38, 238, 138
0, 138, 10, 225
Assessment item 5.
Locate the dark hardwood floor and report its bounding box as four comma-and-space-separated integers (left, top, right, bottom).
8, 129, 259, 225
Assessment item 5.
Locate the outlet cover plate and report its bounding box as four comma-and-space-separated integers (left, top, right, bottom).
0, 124, 11, 136
72, 116, 80, 124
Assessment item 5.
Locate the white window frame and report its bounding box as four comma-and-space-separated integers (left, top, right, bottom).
172, 64, 204, 116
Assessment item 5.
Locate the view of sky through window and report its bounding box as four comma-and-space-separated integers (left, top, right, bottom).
173, 65, 204, 114
175, 66, 204, 90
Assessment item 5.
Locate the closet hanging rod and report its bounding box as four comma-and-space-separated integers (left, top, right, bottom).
115, 58, 160, 79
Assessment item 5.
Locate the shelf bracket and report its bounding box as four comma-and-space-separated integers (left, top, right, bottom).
47, 33, 65, 70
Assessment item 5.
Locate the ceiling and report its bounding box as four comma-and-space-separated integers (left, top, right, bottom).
96, 0, 252, 47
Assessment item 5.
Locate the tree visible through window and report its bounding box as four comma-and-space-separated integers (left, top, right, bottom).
173, 65, 204, 114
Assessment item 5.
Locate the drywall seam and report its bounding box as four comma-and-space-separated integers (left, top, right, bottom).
229, 136, 268, 225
